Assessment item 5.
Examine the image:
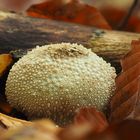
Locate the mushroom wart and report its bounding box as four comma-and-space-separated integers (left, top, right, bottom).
6, 43, 116, 126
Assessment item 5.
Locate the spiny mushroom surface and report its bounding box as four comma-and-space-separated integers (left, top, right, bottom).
5, 43, 116, 126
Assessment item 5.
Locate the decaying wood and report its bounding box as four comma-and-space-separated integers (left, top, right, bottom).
0, 11, 140, 72
0, 113, 32, 130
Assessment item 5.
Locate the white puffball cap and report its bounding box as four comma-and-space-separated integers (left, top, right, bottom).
6, 43, 116, 126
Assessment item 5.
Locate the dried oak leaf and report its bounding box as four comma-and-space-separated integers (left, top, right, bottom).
1, 120, 60, 140
27, 0, 111, 29
58, 107, 108, 140
74, 107, 108, 132
0, 54, 14, 114
0, 54, 13, 77
101, 7, 140, 33
96, 120, 140, 140
110, 39, 140, 123
0, 113, 32, 130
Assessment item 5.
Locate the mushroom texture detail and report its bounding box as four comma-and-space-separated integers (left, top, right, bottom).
5, 43, 116, 126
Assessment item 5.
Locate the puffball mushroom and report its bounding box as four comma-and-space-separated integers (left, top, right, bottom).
6, 43, 116, 126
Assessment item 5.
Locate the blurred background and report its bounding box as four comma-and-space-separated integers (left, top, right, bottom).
0, 0, 139, 32
0, 0, 136, 13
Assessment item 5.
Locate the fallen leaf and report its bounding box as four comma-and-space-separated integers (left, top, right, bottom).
58, 123, 94, 140
1, 119, 60, 140
78, 120, 140, 140
101, 7, 140, 32
58, 107, 108, 140
27, 0, 111, 29
59, 112, 140, 140
110, 39, 140, 123
0, 98, 13, 114
0, 54, 14, 115
74, 107, 108, 133
0, 113, 32, 130
0, 54, 13, 77
120, 39, 140, 67
97, 120, 140, 140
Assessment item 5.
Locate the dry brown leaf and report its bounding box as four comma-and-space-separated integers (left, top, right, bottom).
1, 119, 60, 140
58, 107, 108, 140
58, 123, 93, 140
0, 54, 13, 77
96, 120, 140, 140
110, 39, 140, 123
57, 119, 140, 140
74, 107, 108, 133
27, 0, 111, 29
101, 7, 140, 33
0, 113, 32, 130
0, 54, 13, 115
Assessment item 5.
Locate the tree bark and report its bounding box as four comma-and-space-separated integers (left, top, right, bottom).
0, 11, 140, 72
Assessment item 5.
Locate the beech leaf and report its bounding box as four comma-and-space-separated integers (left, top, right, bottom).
110, 39, 140, 123
0, 119, 60, 140
27, 0, 111, 29
0, 54, 13, 77
97, 120, 140, 140
58, 107, 108, 140
74, 107, 108, 132
0, 113, 32, 130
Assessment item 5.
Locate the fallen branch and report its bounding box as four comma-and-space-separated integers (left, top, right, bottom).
0, 11, 140, 72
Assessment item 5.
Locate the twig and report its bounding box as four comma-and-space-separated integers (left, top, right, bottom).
117, 0, 139, 30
